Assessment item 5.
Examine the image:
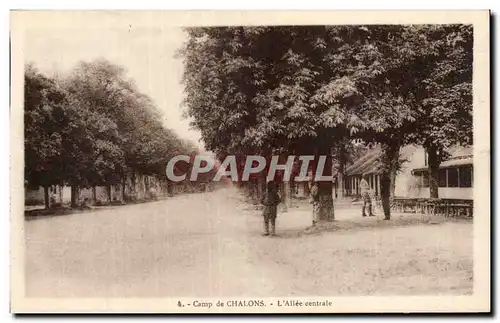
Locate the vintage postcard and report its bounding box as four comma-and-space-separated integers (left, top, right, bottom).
10, 10, 490, 313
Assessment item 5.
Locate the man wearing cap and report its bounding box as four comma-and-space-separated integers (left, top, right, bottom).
260, 180, 281, 236
360, 174, 374, 217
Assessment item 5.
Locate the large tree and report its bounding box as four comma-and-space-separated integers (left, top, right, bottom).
63, 59, 192, 201
181, 26, 369, 223
24, 64, 70, 208
412, 25, 473, 198
181, 25, 473, 222
322, 25, 469, 218
26, 59, 199, 208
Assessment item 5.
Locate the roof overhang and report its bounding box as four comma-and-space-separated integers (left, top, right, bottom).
412, 157, 473, 174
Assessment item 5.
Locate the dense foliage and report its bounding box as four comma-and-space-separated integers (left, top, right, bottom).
25, 59, 206, 208
180, 25, 472, 220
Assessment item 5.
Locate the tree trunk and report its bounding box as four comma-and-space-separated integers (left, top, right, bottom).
317, 181, 334, 221
241, 181, 249, 199
303, 181, 310, 196
337, 173, 343, 199
257, 174, 265, 200
107, 185, 112, 203
380, 171, 391, 220
381, 140, 401, 220
131, 172, 137, 194
121, 177, 126, 202
289, 180, 294, 204
390, 172, 397, 197
243, 181, 249, 196
279, 181, 288, 211
70, 185, 77, 208
337, 143, 347, 199
92, 186, 97, 203
43, 185, 50, 209
390, 153, 398, 197
284, 181, 292, 209
251, 179, 259, 204
166, 180, 173, 196
58, 185, 63, 204
314, 143, 334, 222
427, 145, 441, 198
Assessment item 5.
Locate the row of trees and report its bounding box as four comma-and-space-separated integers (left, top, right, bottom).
25, 59, 210, 209
180, 25, 473, 220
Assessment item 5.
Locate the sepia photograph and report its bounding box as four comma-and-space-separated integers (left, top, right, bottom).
10, 10, 490, 313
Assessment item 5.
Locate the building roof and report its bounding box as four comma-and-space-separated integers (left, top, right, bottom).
343, 145, 419, 176
448, 146, 473, 158
342, 145, 472, 176
412, 146, 473, 172
345, 147, 383, 176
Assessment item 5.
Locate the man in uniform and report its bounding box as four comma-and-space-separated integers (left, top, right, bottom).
360, 174, 374, 217
148, 186, 158, 200
309, 181, 320, 225
260, 180, 281, 236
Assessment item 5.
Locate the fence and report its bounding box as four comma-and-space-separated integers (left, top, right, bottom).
389, 197, 473, 217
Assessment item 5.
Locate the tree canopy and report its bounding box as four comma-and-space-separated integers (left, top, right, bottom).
25, 59, 203, 207
180, 25, 473, 220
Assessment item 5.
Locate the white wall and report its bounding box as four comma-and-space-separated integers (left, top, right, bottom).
61, 186, 71, 203
393, 146, 472, 200
79, 186, 108, 202
394, 146, 425, 197
25, 187, 44, 204
416, 188, 473, 200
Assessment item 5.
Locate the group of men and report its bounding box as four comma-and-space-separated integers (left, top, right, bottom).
259, 174, 375, 236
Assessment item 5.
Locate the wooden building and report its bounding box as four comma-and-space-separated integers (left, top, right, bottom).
337, 145, 473, 200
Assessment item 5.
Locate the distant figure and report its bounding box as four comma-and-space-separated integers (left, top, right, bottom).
309, 181, 320, 225
360, 174, 374, 217
50, 192, 57, 206
149, 187, 158, 200
81, 197, 91, 209
260, 181, 281, 236
406, 175, 422, 197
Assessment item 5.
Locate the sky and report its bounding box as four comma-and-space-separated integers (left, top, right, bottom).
24, 25, 204, 148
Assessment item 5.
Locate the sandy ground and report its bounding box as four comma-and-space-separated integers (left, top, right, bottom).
24, 187, 473, 297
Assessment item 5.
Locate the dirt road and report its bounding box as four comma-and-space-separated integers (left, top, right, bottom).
25, 187, 473, 297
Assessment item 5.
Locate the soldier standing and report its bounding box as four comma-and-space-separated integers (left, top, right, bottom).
310, 180, 320, 226
260, 180, 281, 236
149, 186, 158, 200
360, 174, 374, 217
